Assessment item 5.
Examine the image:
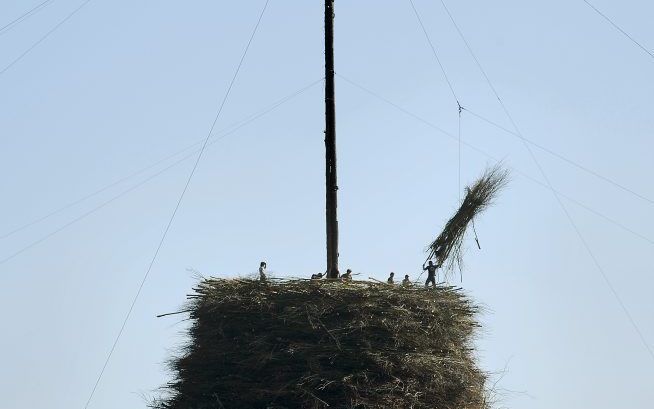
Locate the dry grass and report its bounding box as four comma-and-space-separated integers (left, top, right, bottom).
152, 278, 489, 409
426, 165, 509, 278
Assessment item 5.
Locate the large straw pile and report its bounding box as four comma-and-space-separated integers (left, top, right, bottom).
427, 165, 509, 278
153, 278, 489, 409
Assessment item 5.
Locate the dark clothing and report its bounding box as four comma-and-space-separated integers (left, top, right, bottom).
311, 273, 323, 280
423, 264, 438, 276
423, 264, 438, 287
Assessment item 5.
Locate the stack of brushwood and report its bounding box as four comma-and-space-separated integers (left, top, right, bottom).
152, 279, 489, 409
426, 164, 509, 279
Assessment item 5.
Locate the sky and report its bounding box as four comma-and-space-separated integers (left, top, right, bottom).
1, 1, 653, 408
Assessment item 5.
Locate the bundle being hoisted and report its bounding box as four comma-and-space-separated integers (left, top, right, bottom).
426, 165, 509, 278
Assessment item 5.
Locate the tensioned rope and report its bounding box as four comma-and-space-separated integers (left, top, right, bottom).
395, 2, 654, 208
437, 0, 654, 361
462, 107, 654, 206
337, 73, 654, 272
458, 103, 462, 202
0, 78, 321, 267
0, 78, 322, 243
407, 0, 463, 201
0, 0, 54, 36
437, 0, 653, 206
407, 0, 460, 106
581, 0, 654, 60
82, 1, 271, 407
417, 1, 654, 206
337, 73, 654, 246
1, 0, 93, 76
1, 150, 199, 268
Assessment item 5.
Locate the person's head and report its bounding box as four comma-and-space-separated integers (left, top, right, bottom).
260, 261, 266, 268
405, 274, 409, 279
346, 269, 352, 274
428, 260, 434, 266
390, 272, 394, 276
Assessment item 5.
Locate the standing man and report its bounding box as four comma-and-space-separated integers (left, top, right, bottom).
422, 260, 439, 288
259, 261, 268, 281
341, 269, 353, 281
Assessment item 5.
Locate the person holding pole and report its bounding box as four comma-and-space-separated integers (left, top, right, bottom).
423, 260, 439, 288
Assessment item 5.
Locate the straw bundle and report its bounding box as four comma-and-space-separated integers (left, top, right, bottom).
152, 278, 489, 409
426, 165, 509, 278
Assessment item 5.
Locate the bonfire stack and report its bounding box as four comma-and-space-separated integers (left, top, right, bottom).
153, 279, 489, 409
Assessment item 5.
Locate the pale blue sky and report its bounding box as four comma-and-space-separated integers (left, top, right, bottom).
1, 1, 653, 408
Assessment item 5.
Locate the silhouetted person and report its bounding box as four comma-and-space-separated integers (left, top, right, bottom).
311, 272, 324, 280
259, 261, 267, 281
423, 260, 438, 288
387, 272, 395, 284
342, 269, 353, 281
402, 274, 411, 286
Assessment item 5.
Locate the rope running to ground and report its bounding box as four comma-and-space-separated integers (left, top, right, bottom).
0, 78, 322, 243
335, 74, 654, 248
0, 0, 54, 36
1, 0, 94, 76
581, 0, 654, 60
462, 107, 654, 206
437, 0, 654, 210
438, 0, 654, 361
82, 2, 271, 407
341, 73, 654, 358
0, 79, 321, 268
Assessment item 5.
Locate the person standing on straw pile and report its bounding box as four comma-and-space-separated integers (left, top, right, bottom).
259, 261, 267, 281
341, 269, 353, 281
387, 272, 395, 284
424, 165, 509, 280
423, 260, 439, 288
402, 274, 411, 286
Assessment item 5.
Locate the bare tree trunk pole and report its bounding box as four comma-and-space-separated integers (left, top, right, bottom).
325, 0, 339, 278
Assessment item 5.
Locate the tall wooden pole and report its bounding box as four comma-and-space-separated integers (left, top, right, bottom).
325, 0, 339, 278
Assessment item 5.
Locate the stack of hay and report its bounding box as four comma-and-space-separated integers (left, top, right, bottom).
153, 279, 489, 409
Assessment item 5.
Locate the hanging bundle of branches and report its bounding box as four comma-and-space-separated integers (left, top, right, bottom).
426, 164, 509, 277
